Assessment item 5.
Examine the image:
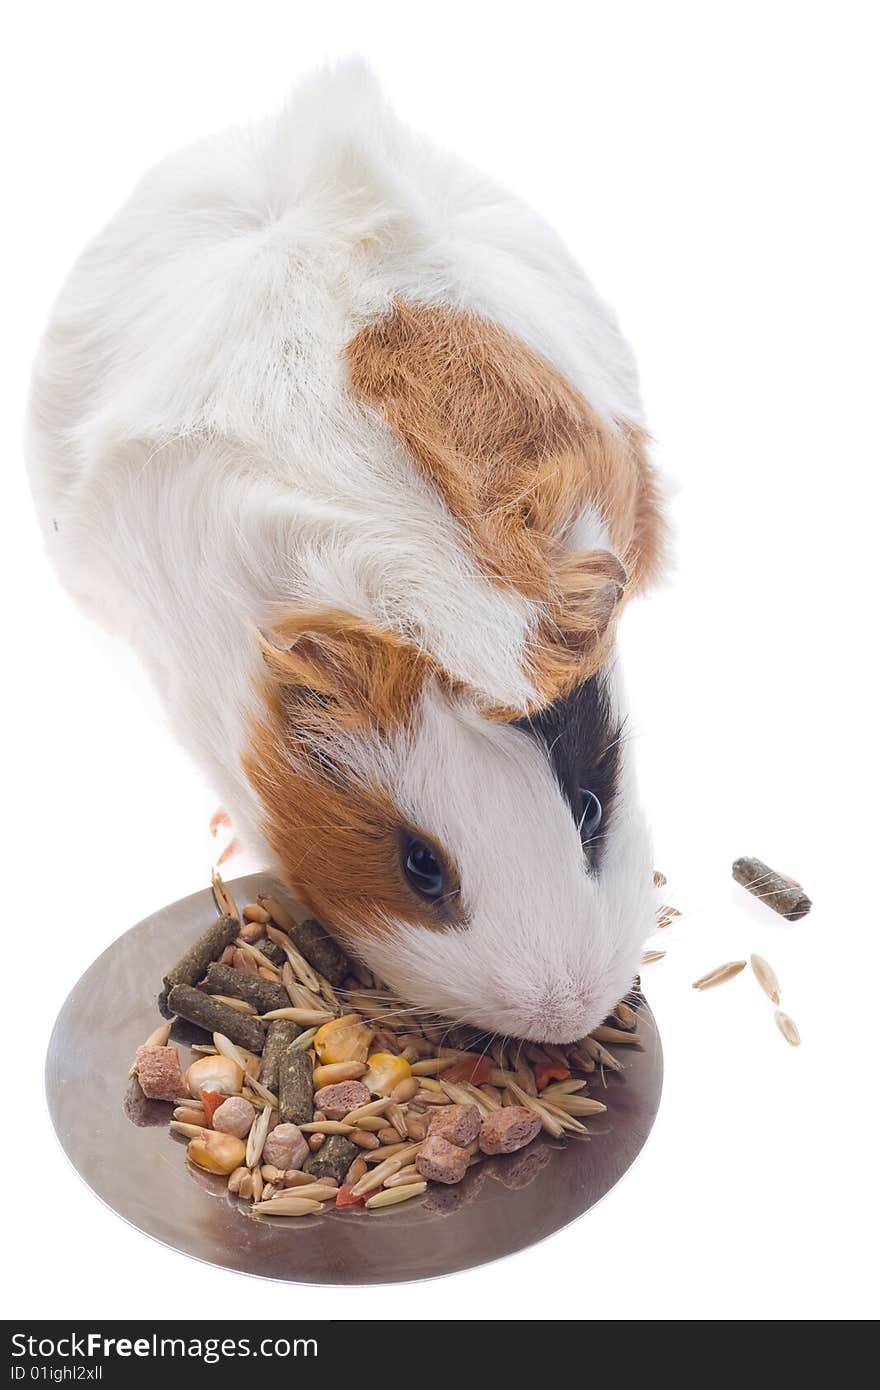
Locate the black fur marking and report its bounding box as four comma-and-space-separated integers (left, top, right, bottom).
513, 673, 622, 871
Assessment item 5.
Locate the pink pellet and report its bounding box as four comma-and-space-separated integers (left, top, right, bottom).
135, 1044, 185, 1101
262, 1123, 309, 1172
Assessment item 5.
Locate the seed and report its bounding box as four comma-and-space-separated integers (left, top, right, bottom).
347, 1116, 387, 1133
691, 960, 747, 990
580, 1038, 621, 1070
352, 1151, 417, 1196
415, 1076, 443, 1093
238, 921, 263, 944
211, 869, 240, 923
351, 1129, 381, 1149
642, 950, 666, 964
346, 1157, 368, 1185
539, 1079, 587, 1098
342, 1097, 393, 1126
455, 1084, 497, 1117
488, 1067, 523, 1089
553, 1096, 607, 1117
251, 894, 293, 932
385, 1104, 409, 1139
236, 940, 283, 973
208, 994, 257, 1015
232, 947, 259, 976
416, 1091, 452, 1105
316, 974, 340, 1011
169, 1120, 209, 1138
238, 1172, 254, 1200
260, 1164, 286, 1183
750, 954, 781, 1005
656, 905, 681, 927
252, 1197, 322, 1216
245, 1074, 278, 1106
245, 1100, 273, 1168
299, 1121, 355, 1135
590, 1025, 644, 1048
287, 980, 326, 1011
282, 1169, 318, 1186
614, 1002, 638, 1029
775, 1010, 801, 1047
251, 1167, 264, 1203
272, 1182, 338, 1203
280, 961, 299, 1007
365, 1182, 427, 1209
653, 869, 667, 887
312, 1062, 367, 1088
382, 1164, 421, 1187
173, 1106, 208, 1126
507, 1081, 564, 1138
537, 1100, 588, 1133
212, 1032, 250, 1071
363, 1141, 415, 1166
262, 1184, 275, 1200
260, 1007, 334, 1025
376, 1126, 401, 1146
411, 1057, 457, 1076
243, 903, 271, 924
265, 926, 322, 993
344, 992, 393, 1019
566, 1049, 597, 1073
227, 1166, 248, 1193
405, 1115, 427, 1142
440, 1080, 493, 1117
290, 1027, 318, 1051
308, 1134, 325, 1152
390, 1077, 419, 1103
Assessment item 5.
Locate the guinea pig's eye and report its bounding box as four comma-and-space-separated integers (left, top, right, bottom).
578, 789, 603, 839
403, 837, 446, 901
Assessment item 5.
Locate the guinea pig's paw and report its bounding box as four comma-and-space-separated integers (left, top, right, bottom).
209, 807, 241, 864
209, 807, 232, 837
216, 835, 242, 866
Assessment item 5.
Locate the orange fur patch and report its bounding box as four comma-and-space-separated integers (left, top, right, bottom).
244, 609, 459, 939
346, 300, 666, 704
257, 608, 434, 736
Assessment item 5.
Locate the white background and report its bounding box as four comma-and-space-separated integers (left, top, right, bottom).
3, 0, 878, 1321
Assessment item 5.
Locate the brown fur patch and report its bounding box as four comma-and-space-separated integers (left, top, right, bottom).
244, 609, 459, 939
257, 608, 434, 736
346, 300, 666, 705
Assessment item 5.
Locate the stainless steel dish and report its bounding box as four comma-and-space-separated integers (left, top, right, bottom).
46, 872, 663, 1283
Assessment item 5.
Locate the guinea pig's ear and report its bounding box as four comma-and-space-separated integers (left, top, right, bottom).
257, 608, 432, 733
530, 548, 627, 701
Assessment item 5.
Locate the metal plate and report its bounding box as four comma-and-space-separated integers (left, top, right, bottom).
45, 873, 663, 1284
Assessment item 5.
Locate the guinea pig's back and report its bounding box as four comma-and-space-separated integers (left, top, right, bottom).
28, 63, 641, 516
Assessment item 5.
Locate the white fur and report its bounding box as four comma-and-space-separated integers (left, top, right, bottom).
365, 672, 653, 1042
27, 63, 655, 1041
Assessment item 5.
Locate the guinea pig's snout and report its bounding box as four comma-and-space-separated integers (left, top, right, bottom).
518, 980, 601, 1044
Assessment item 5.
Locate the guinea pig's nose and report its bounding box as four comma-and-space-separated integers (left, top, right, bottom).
523, 981, 596, 1044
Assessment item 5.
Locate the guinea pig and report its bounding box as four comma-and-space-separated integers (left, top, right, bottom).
27, 63, 667, 1043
